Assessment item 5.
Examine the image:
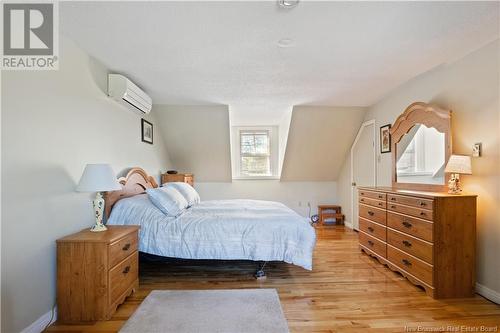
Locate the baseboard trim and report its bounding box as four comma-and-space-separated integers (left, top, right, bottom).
476, 283, 500, 304
21, 307, 57, 333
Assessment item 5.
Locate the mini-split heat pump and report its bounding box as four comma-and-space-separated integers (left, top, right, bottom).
107, 74, 152, 114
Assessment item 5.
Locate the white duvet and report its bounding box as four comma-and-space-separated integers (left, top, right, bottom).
107, 194, 316, 270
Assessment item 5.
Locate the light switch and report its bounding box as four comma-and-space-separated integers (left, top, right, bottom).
472, 143, 482, 157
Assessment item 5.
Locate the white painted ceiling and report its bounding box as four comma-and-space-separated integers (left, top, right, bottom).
60, 1, 499, 125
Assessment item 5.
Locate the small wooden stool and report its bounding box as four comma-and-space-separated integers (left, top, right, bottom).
318, 205, 344, 225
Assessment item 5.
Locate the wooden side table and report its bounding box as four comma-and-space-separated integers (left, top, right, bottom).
318, 205, 344, 225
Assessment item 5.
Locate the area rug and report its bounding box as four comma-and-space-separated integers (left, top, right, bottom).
119, 289, 289, 333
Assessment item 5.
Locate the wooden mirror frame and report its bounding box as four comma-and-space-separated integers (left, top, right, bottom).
390, 102, 452, 192
104, 167, 158, 219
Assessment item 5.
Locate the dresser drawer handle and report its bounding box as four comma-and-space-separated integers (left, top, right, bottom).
360, 198, 365, 202
420, 212, 427, 216
360, 192, 365, 196
378, 202, 383, 206
122, 243, 131, 251
390, 197, 396, 201
122, 266, 131, 274
390, 205, 396, 209
402, 240, 412, 247
420, 202, 426, 206
378, 195, 383, 199
367, 240, 374, 246
402, 259, 412, 267
367, 226, 374, 232
368, 211, 375, 216
402, 221, 413, 228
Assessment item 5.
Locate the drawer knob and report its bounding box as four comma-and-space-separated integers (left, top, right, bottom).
368, 211, 375, 216
402, 259, 412, 267
391, 205, 396, 209
390, 197, 396, 201
378, 202, 382, 206
402, 221, 413, 228
378, 195, 383, 199
420, 202, 426, 206
122, 243, 131, 251
367, 227, 374, 232
420, 212, 426, 216
122, 266, 131, 274
367, 240, 374, 246
360, 198, 365, 202
402, 240, 412, 247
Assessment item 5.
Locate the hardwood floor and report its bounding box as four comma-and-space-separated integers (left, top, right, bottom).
46, 226, 500, 332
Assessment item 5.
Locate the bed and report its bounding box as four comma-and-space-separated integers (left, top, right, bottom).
105, 168, 316, 273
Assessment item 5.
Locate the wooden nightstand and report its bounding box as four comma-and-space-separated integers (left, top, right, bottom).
56, 225, 140, 323
161, 172, 194, 186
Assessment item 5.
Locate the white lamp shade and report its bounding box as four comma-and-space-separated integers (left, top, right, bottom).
76, 164, 122, 192
444, 155, 472, 175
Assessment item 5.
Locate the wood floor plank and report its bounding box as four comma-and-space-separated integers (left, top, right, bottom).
46, 226, 500, 332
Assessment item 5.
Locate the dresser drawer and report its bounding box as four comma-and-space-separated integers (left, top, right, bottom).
387, 245, 433, 286
359, 196, 386, 209
359, 204, 386, 225
387, 194, 433, 210
359, 232, 386, 258
109, 252, 138, 305
387, 228, 433, 263
387, 212, 433, 242
387, 202, 433, 221
359, 190, 386, 201
359, 218, 386, 242
109, 232, 138, 268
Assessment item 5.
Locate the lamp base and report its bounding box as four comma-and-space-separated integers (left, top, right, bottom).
90, 223, 108, 232
447, 173, 462, 194
90, 192, 108, 232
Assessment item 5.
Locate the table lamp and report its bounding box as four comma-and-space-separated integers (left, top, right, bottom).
444, 155, 472, 194
76, 164, 122, 232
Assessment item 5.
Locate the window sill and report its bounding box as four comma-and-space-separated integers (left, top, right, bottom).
232, 176, 280, 181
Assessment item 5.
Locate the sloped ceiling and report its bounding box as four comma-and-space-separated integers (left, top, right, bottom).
281, 106, 367, 181
154, 105, 232, 182
60, 1, 499, 126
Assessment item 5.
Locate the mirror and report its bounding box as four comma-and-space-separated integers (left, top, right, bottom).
396, 124, 445, 185
391, 102, 452, 191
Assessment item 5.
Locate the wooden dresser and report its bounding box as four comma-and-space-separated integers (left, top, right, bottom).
57, 226, 139, 322
161, 172, 194, 186
358, 187, 476, 299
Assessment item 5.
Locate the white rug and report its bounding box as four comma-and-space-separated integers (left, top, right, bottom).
119, 289, 290, 333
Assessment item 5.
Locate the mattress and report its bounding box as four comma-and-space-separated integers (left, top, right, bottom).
107, 194, 316, 270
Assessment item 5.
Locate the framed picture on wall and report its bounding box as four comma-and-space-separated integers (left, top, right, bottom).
380, 124, 391, 153
141, 119, 153, 144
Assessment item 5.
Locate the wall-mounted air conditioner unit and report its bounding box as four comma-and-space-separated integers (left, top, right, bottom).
108, 74, 152, 114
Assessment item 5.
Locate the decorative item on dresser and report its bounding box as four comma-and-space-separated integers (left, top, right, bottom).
161, 172, 194, 186
444, 154, 472, 194
56, 226, 139, 322
358, 187, 476, 299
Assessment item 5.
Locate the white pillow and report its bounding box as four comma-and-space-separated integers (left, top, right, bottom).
146, 187, 188, 217
163, 182, 200, 207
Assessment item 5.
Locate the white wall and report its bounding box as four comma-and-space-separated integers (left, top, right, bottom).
154, 105, 232, 182
1, 37, 172, 333
338, 39, 500, 299
281, 106, 367, 181
196, 181, 337, 217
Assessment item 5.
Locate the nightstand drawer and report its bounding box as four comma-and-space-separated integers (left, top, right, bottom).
109, 252, 138, 305
109, 232, 138, 268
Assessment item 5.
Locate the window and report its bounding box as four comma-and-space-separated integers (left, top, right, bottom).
232, 126, 279, 179
240, 130, 271, 176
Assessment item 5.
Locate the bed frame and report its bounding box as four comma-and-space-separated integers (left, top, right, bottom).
104, 167, 268, 279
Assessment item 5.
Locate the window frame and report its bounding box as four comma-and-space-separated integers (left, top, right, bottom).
232, 126, 279, 180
